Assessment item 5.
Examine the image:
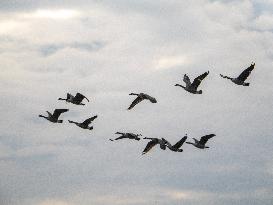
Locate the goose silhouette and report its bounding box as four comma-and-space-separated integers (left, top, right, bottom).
58, 92, 89, 105
186, 134, 215, 149
39, 109, 69, 123
220, 63, 255, 86
128, 93, 157, 110
175, 71, 209, 94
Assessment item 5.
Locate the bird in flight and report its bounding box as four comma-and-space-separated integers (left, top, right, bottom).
39, 109, 69, 123
165, 135, 187, 152
142, 137, 167, 155
58, 92, 89, 105
128, 93, 157, 110
68, 115, 98, 130
186, 134, 215, 149
175, 71, 209, 94
220, 63, 255, 86
109, 132, 142, 141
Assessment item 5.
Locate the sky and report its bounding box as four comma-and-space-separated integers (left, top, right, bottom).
0, 0, 273, 205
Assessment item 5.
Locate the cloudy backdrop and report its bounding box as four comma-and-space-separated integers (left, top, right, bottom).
0, 0, 273, 205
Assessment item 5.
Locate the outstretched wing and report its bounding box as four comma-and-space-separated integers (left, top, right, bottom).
191, 71, 209, 90
199, 134, 215, 145
114, 136, 127, 140
142, 140, 157, 154
183, 74, 191, 87
74, 93, 89, 103
82, 115, 98, 126
162, 138, 172, 149
52, 109, 69, 119
237, 63, 255, 82
67, 93, 73, 99
144, 94, 157, 103
128, 96, 144, 110
173, 136, 187, 149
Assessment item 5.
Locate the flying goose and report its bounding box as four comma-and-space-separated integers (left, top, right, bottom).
39, 109, 69, 123
175, 71, 209, 94
109, 132, 142, 141
186, 134, 215, 149
220, 63, 255, 86
142, 137, 167, 155
68, 115, 98, 130
58, 92, 89, 105
128, 93, 157, 110
165, 135, 187, 152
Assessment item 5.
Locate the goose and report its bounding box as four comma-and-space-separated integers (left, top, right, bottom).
109, 132, 142, 141
186, 134, 215, 149
58, 92, 89, 105
165, 135, 187, 152
128, 93, 157, 110
39, 109, 69, 123
220, 63, 255, 86
142, 137, 167, 155
175, 71, 209, 94
68, 115, 98, 130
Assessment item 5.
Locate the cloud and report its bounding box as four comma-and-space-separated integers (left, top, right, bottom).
36, 199, 74, 205
39, 41, 104, 56
252, 13, 273, 30
154, 55, 191, 70
25, 9, 81, 20
0, 1, 273, 205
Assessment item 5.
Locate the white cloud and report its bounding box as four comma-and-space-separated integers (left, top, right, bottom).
0, 20, 29, 35
252, 13, 273, 30
26, 9, 82, 20
154, 55, 191, 70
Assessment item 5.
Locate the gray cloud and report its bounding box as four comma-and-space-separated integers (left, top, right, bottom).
0, 1, 273, 205
39, 41, 104, 56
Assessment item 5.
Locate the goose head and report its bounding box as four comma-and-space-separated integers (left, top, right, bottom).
151, 98, 157, 103
243, 82, 250, 86
197, 90, 202, 94
177, 149, 183, 152
57, 120, 63, 123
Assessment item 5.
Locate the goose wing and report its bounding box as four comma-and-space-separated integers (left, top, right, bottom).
52, 109, 69, 119
199, 134, 215, 145
191, 71, 209, 90
142, 140, 158, 154
144, 94, 157, 103
159, 138, 168, 150
173, 136, 187, 149
74, 93, 89, 103
82, 115, 98, 126
162, 138, 172, 148
127, 133, 138, 138
67, 93, 73, 99
128, 96, 144, 110
237, 63, 255, 82
183, 74, 191, 87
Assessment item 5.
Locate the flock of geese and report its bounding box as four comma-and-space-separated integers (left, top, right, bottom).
39, 62, 255, 155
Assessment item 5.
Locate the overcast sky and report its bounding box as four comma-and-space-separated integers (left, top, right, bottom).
0, 0, 273, 205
